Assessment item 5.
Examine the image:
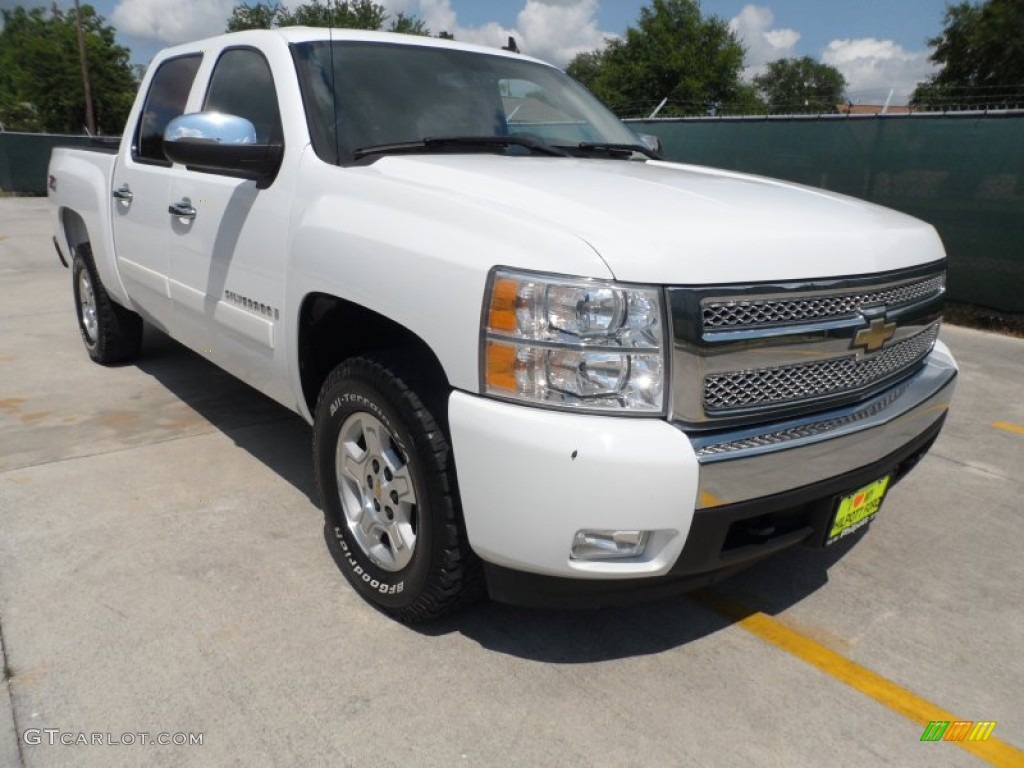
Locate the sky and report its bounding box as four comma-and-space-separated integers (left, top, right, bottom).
1, 0, 953, 104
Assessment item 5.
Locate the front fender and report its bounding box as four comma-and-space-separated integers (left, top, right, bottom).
285, 150, 613, 402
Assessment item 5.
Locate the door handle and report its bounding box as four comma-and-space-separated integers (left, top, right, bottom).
168, 198, 196, 220
112, 184, 133, 202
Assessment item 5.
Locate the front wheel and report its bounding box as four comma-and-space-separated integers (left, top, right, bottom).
313, 356, 481, 622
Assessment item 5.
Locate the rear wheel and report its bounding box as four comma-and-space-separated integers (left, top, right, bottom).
313, 356, 481, 622
72, 244, 142, 364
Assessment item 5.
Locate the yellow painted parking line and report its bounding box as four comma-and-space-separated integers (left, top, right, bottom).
698, 490, 725, 508
992, 421, 1024, 437
693, 591, 1024, 767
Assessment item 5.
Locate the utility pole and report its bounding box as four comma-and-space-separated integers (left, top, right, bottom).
73, 0, 96, 135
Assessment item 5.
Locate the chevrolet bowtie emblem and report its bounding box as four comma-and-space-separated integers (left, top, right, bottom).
852, 317, 897, 352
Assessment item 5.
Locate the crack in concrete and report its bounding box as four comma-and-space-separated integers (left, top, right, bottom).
930, 448, 1023, 487
0, 613, 26, 767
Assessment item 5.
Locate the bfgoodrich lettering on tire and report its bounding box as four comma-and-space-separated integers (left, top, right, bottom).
313, 356, 481, 622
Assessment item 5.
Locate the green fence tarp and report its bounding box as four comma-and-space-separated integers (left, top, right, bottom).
5, 117, 1023, 312
0, 132, 96, 195
631, 114, 1024, 313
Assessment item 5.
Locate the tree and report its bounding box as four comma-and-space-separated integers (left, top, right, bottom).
283, 0, 386, 29
226, 1, 429, 35
226, 2, 283, 32
565, 50, 608, 89
388, 12, 430, 36
754, 57, 846, 114
912, 0, 1024, 109
726, 82, 766, 116
0, 5, 135, 133
565, 0, 746, 117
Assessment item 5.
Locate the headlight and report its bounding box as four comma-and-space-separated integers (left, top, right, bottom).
482, 269, 666, 413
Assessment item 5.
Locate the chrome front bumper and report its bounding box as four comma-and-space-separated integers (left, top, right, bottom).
686, 341, 957, 509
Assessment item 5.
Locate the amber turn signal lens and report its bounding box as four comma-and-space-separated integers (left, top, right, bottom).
485, 341, 517, 392
487, 277, 518, 332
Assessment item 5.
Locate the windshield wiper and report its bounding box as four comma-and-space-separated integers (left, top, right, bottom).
353, 135, 570, 160
572, 142, 662, 160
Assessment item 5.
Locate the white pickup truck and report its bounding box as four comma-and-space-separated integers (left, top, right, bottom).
48, 28, 957, 621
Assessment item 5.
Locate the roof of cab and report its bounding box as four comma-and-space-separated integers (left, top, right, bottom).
154, 27, 555, 70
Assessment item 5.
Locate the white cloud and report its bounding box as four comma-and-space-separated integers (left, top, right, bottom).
512, 0, 612, 65
728, 5, 800, 80
823, 38, 936, 105
384, 0, 613, 67
112, 0, 236, 43
110, 0, 611, 67
380, 0, 457, 33
725, 5, 936, 106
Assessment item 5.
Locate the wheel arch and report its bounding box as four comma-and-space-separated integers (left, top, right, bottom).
297, 292, 452, 420
59, 206, 133, 308
60, 207, 91, 255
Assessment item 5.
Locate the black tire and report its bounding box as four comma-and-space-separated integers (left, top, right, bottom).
72, 244, 143, 364
313, 356, 481, 622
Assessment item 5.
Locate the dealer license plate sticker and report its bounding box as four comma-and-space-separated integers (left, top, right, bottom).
828, 476, 891, 545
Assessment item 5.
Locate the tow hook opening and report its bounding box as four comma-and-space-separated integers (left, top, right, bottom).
723, 510, 812, 553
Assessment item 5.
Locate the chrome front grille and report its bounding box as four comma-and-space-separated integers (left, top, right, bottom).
702, 274, 945, 330
693, 382, 910, 458
668, 262, 947, 428
703, 324, 939, 412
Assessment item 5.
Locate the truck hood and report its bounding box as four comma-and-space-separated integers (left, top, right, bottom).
367, 155, 945, 284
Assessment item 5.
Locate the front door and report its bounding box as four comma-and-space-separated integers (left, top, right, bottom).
166, 47, 292, 400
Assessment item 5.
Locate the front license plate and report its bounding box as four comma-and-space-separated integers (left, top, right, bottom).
827, 476, 891, 545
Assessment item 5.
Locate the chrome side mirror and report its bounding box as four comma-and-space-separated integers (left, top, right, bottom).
163, 112, 282, 186
165, 112, 258, 145
638, 133, 662, 155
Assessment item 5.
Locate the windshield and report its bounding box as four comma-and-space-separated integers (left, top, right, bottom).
291, 41, 641, 164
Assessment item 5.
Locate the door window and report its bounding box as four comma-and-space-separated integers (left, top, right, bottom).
204, 48, 283, 144
134, 55, 203, 164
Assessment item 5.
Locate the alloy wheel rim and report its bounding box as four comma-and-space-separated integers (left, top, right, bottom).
335, 412, 418, 572
78, 269, 98, 343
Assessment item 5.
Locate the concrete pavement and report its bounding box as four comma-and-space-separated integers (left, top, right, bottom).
1, 197, 1021, 767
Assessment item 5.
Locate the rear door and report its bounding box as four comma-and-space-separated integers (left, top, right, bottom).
111, 54, 203, 331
